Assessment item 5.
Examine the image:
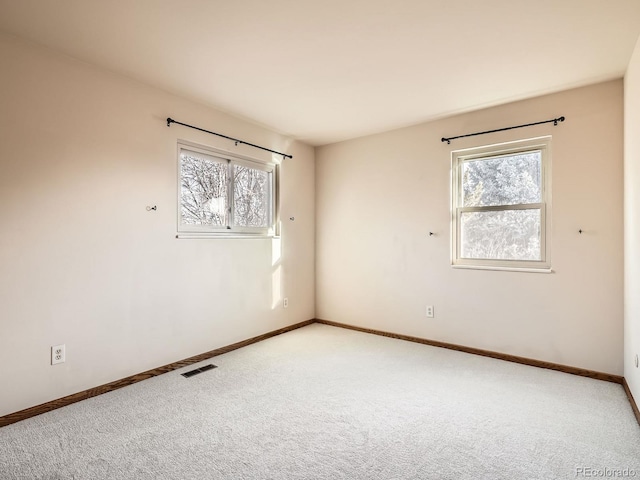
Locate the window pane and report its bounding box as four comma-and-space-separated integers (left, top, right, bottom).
460, 209, 541, 261
462, 151, 541, 207
233, 165, 270, 228
180, 151, 228, 226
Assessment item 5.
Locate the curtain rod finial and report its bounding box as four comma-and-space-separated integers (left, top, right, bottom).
167, 117, 173, 127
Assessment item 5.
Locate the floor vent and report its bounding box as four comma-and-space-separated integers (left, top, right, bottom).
181, 364, 217, 378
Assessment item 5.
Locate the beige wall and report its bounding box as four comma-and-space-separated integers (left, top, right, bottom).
316, 80, 624, 375
0, 33, 315, 417
625, 37, 640, 400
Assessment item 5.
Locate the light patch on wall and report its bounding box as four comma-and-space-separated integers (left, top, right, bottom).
271, 237, 283, 309
271, 265, 282, 310
272, 237, 282, 266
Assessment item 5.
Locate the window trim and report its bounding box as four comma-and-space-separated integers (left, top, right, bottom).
450, 136, 552, 272
177, 140, 279, 238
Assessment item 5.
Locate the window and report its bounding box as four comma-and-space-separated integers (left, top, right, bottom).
178, 143, 276, 236
451, 137, 551, 271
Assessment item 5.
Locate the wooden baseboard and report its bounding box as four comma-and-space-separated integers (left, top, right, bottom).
0, 319, 315, 428
622, 378, 640, 426
314, 319, 624, 384
4, 318, 637, 429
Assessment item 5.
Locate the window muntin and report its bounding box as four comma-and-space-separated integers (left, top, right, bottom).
178, 144, 276, 236
452, 137, 550, 270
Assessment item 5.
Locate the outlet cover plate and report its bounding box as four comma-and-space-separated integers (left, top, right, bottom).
51, 344, 65, 365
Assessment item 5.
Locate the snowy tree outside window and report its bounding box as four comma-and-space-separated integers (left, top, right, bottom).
451, 137, 551, 270
178, 145, 275, 235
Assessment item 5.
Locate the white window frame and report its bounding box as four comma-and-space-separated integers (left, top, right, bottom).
177, 141, 278, 237
451, 136, 552, 272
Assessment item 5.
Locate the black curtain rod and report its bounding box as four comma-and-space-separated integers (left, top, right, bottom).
441, 116, 565, 144
167, 118, 293, 159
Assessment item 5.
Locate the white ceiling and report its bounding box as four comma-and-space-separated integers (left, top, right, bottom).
1, 0, 639, 146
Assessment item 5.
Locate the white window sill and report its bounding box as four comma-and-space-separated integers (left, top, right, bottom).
452, 264, 553, 274
176, 234, 278, 240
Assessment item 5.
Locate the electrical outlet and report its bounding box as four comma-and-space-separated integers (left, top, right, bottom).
51, 344, 65, 365
426, 305, 434, 318
283, 297, 289, 309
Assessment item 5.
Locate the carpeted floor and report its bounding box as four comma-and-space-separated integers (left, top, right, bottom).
1, 323, 639, 479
